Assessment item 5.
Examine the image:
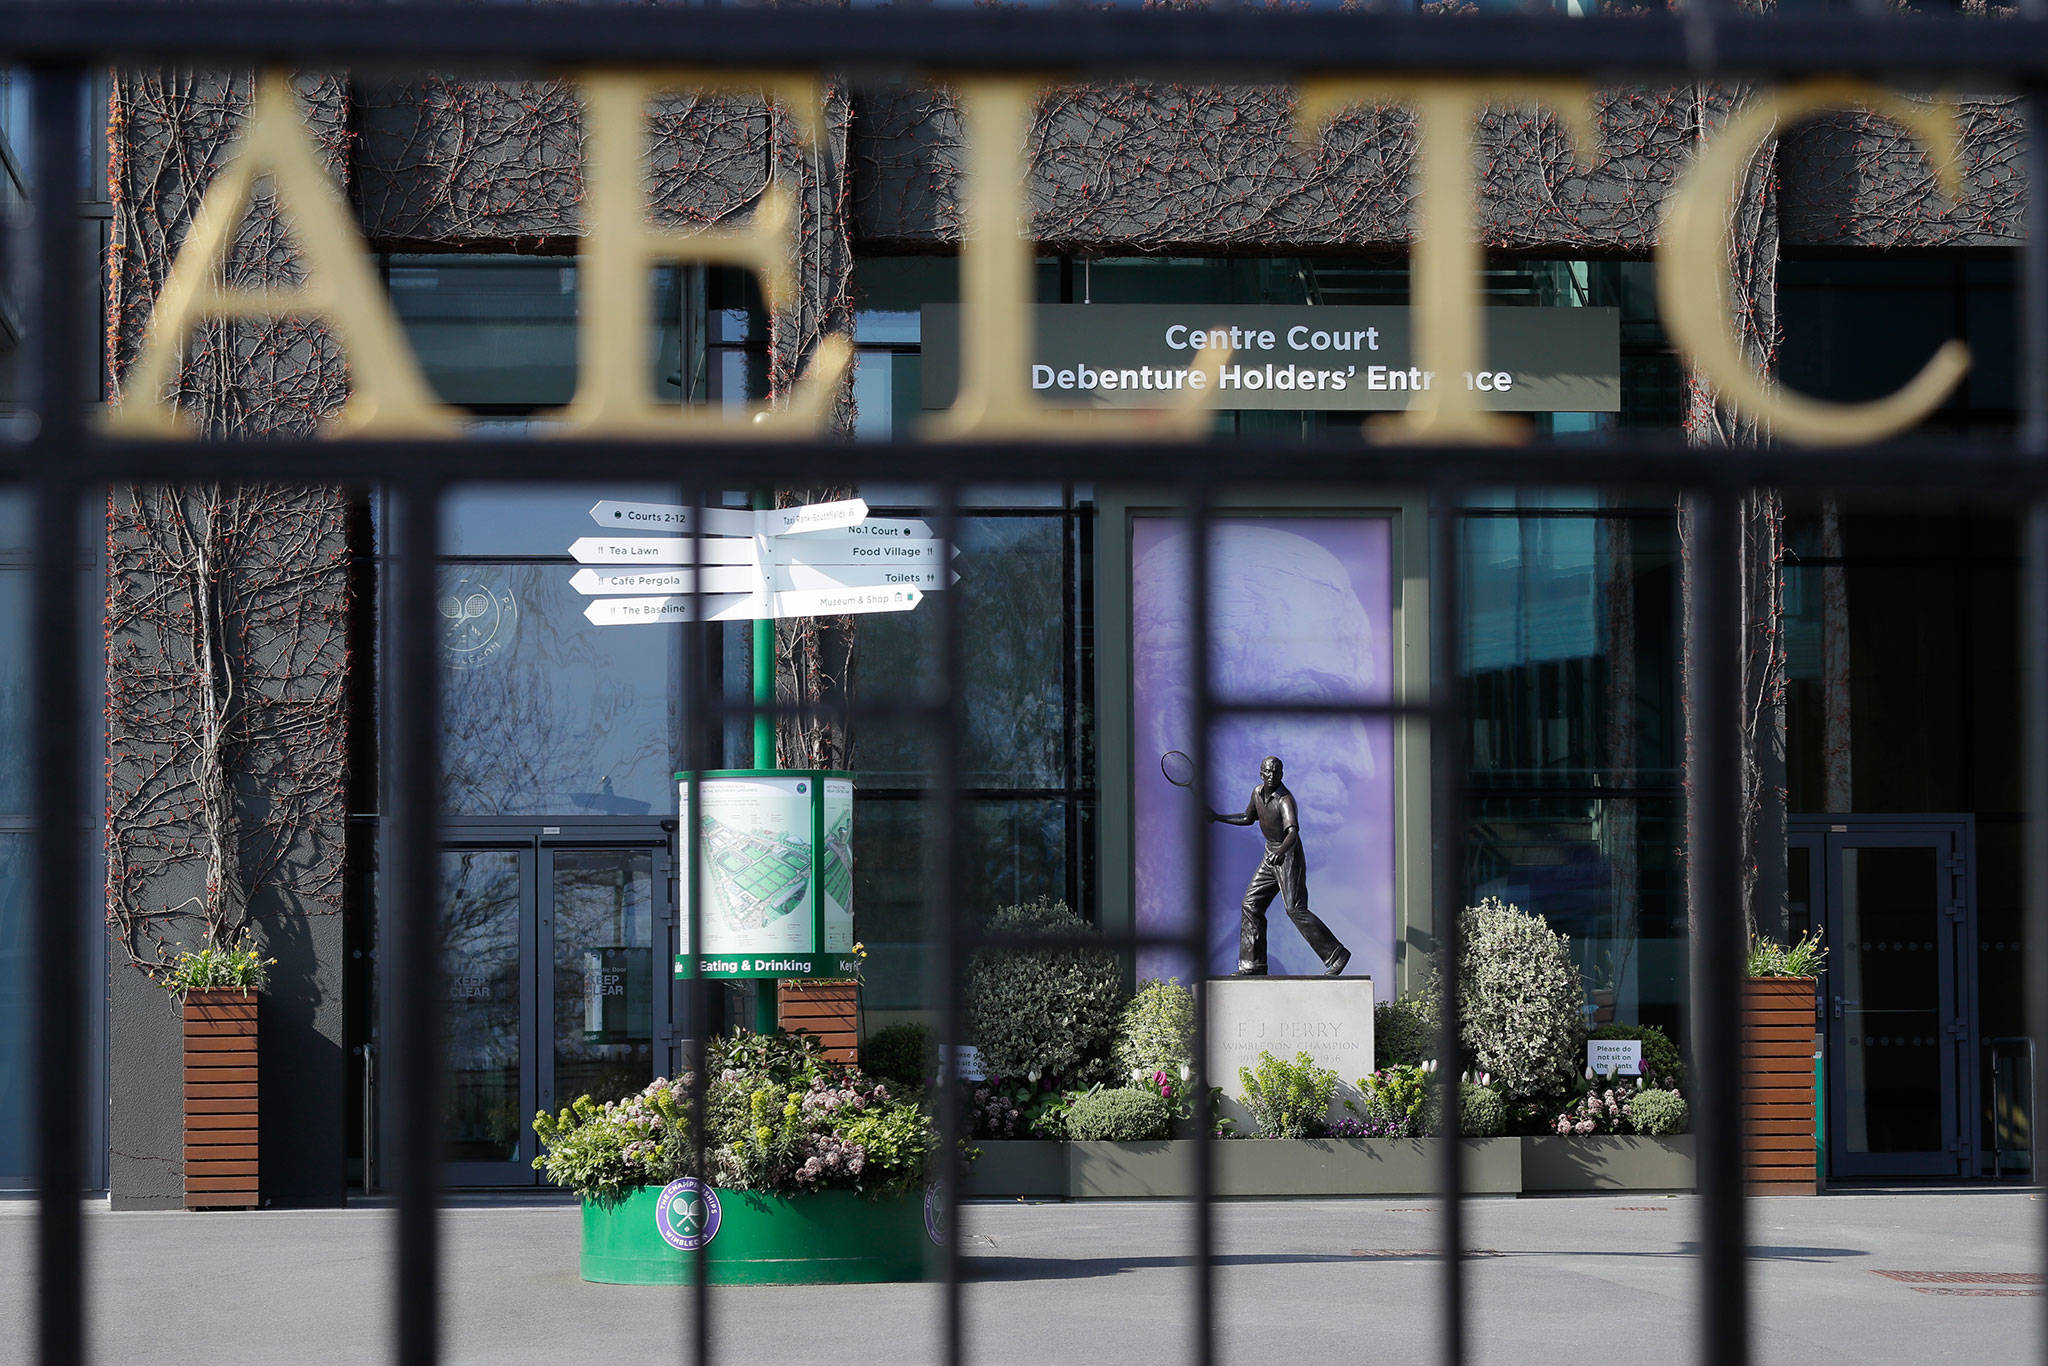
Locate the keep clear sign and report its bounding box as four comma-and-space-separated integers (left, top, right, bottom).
921, 304, 1620, 413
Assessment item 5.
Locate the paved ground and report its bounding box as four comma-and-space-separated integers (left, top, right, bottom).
0, 1189, 2040, 1364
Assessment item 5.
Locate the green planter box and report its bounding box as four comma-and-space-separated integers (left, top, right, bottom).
581, 1181, 936, 1285
1521, 1135, 1696, 1193
964, 1141, 1068, 1198
1059, 1138, 1522, 1198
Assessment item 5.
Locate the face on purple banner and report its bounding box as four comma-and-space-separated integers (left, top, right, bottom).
1132, 518, 1396, 987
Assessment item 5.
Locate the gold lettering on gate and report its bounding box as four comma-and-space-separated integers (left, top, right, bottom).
106, 69, 1972, 450
105, 71, 461, 437
1296, 80, 1598, 444
558, 72, 850, 438
921, 78, 1225, 442
1658, 81, 1970, 445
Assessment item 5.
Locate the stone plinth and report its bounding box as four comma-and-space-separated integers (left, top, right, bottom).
1203, 976, 1374, 1133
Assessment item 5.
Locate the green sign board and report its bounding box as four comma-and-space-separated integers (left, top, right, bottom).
921, 304, 1620, 413
674, 769, 857, 980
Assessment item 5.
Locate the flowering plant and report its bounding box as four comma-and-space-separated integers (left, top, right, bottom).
1551, 1063, 1684, 1136
532, 1029, 939, 1205
1748, 931, 1827, 979
158, 928, 274, 996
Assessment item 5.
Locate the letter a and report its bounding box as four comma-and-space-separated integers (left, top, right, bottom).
106, 71, 459, 437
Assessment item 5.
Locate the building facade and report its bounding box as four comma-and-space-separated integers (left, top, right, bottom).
0, 65, 2027, 1201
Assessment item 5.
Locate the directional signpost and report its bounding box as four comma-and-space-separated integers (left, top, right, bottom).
569, 498, 953, 625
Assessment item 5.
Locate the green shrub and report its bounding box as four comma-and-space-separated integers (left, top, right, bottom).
965, 898, 1126, 1089
1453, 1083, 1507, 1138
1458, 897, 1585, 1107
1629, 1088, 1689, 1136
1588, 1023, 1686, 1089
1357, 1063, 1431, 1129
1374, 991, 1441, 1069
1238, 1050, 1337, 1139
863, 1021, 935, 1092
1064, 1087, 1172, 1142
1114, 979, 1197, 1081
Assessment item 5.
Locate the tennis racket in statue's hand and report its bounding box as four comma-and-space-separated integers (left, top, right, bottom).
1160, 749, 1195, 789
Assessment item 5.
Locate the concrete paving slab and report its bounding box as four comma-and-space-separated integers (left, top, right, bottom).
0, 1189, 2038, 1365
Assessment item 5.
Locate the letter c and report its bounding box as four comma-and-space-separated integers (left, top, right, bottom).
1657, 81, 1969, 445
1166, 325, 1188, 349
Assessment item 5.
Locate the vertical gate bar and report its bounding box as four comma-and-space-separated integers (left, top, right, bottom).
680, 481, 709, 1364
387, 478, 445, 1366
1187, 490, 1216, 1366
2025, 505, 2048, 1340
1428, 490, 1467, 1366
932, 483, 965, 1366
2019, 73, 2048, 1343
1685, 491, 1748, 1366
28, 61, 85, 1366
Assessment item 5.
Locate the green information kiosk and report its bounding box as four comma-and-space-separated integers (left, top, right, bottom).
673, 769, 858, 981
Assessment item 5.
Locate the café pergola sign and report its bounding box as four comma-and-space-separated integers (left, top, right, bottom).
109, 72, 1970, 448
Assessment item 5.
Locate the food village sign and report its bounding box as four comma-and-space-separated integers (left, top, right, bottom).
107, 73, 1970, 447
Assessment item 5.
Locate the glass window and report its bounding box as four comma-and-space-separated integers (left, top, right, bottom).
1463, 514, 1681, 787
855, 516, 1069, 789
1469, 795, 1687, 1041
439, 562, 679, 816
384, 255, 685, 412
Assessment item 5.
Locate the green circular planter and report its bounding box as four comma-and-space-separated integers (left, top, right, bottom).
580, 1180, 937, 1285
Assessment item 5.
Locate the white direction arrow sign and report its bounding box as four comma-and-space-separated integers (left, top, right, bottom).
587, 498, 871, 538
826, 516, 933, 541
774, 562, 958, 592
572, 563, 956, 596
765, 498, 868, 535
570, 535, 946, 567
568, 536, 757, 566
587, 500, 755, 538
584, 587, 923, 626
776, 539, 945, 566
569, 566, 759, 596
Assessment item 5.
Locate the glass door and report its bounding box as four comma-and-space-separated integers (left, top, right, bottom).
1817, 821, 1974, 1179
440, 845, 536, 1185
544, 846, 664, 1117
437, 833, 673, 1186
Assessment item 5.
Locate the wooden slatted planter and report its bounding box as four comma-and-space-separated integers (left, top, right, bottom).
1743, 977, 1817, 1195
778, 980, 860, 1064
183, 988, 258, 1209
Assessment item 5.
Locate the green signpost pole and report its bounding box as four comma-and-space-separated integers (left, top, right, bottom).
752, 491, 780, 1035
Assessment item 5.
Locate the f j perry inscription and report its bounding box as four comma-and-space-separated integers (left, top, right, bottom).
1204, 976, 1377, 1132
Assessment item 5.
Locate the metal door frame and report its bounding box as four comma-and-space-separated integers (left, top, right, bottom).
1790, 814, 1978, 1180
401, 821, 675, 1190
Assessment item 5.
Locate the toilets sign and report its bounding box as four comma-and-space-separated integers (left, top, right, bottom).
923, 304, 1619, 414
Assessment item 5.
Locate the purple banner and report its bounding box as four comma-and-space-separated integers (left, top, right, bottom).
1132, 517, 1396, 987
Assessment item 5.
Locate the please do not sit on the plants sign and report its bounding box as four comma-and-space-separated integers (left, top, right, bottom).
1587, 1039, 1645, 1077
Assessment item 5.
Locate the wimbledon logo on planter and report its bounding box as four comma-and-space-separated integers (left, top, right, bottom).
924, 1183, 948, 1247
655, 1177, 721, 1251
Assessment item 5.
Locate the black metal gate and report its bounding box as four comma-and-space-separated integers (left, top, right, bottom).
7, 6, 2048, 1366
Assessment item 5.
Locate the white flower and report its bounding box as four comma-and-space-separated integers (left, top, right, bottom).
1585, 1066, 1596, 1081
1131, 1068, 1146, 1082
1179, 1064, 1192, 1082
